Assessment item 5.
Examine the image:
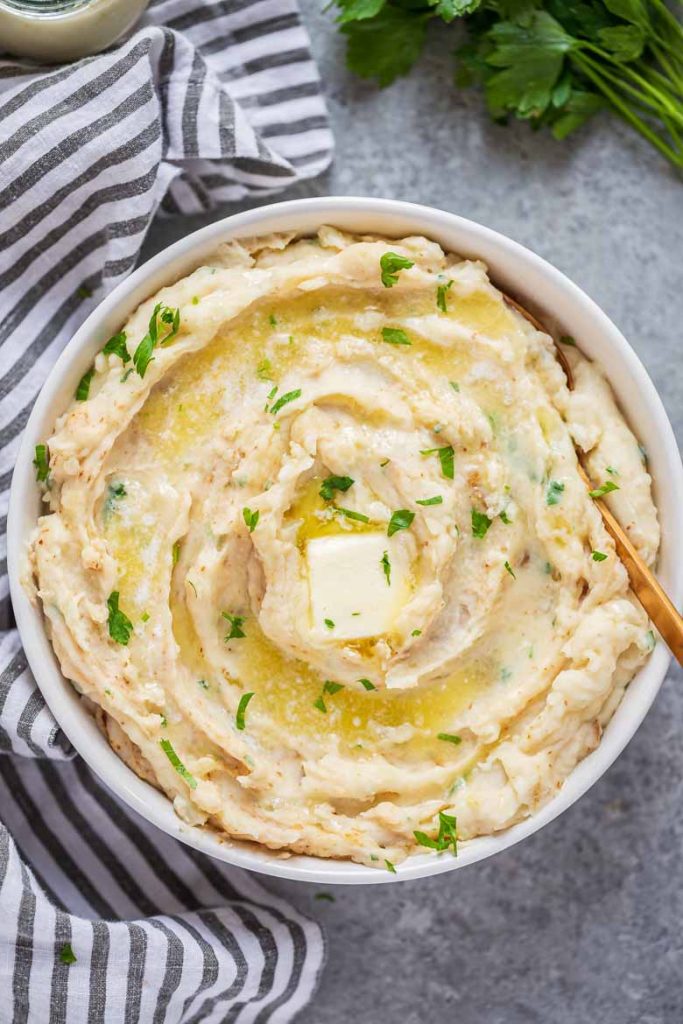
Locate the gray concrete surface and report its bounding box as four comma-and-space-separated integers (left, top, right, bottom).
143, 5, 683, 1022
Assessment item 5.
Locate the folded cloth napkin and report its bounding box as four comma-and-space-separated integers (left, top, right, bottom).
0, 0, 332, 1018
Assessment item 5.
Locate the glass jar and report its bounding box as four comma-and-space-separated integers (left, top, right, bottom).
0, 0, 149, 62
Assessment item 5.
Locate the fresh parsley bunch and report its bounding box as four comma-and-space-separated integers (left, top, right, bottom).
333, 0, 683, 169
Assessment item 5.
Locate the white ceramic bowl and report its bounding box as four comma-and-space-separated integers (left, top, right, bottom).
8, 197, 683, 884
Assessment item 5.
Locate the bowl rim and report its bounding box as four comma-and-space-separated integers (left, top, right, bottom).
8, 195, 682, 885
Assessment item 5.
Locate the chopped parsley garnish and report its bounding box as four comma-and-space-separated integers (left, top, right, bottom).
645, 629, 656, 651
102, 481, 126, 520
500, 510, 512, 524
159, 738, 197, 789
172, 541, 180, 566
59, 943, 77, 965
379, 251, 414, 288
387, 509, 414, 537
320, 475, 354, 501
314, 681, 344, 713
436, 279, 453, 313
450, 380, 460, 393
420, 445, 454, 480
381, 326, 411, 346
107, 591, 133, 645
236, 691, 255, 730
437, 733, 461, 745
591, 550, 608, 562
102, 330, 130, 363
270, 388, 301, 415
559, 335, 577, 347
77, 285, 92, 300
606, 465, 618, 476
315, 892, 335, 902
269, 314, 278, 327
141, 612, 150, 622
416, 495, 442, 506
324, 618, 335, 630
133, 303, 180, 378
414, 810, 458, 856
471, 509, 492, 539
359, 678, 376, 691
384, 859, 397, 873
191, 296, 199, 305
589, 480, 620, 499
411, 629, 422, 637
222, 613, 246, 640
381, 550, 391, 585
257, 358, 275, 381
546, 480, 565, 506
380, 458, 390, 467
33, 443, 50, 483
76, 366, 95, 401
335, 507, 370, 523
243, 507, 259, 532
504, 560, 516, 578
197, 678, 209, 690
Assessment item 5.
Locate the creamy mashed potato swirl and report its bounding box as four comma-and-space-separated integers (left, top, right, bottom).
29, 228, 659, 866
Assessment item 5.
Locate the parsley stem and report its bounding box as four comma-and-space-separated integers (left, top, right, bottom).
579, 45, 683, 124
571, 53, 683, 167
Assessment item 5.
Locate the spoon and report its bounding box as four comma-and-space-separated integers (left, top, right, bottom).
503, 293, 683, 668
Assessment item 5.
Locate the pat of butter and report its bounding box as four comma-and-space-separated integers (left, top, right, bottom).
306, 533, 407, 640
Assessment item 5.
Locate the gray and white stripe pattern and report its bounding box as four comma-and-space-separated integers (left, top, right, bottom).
0, 1, 330, 1017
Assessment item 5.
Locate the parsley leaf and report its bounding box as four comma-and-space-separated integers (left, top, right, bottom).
313, 695, 327, 713
243, 507, 260, 532
589, 480, 620, 499
59, 943, 77, 965
416, 495, 443, 506
323, 681, 344, 695
102, 330, 130, 363
236, 691, 255, 730
385, 859, 397, 873
76, 366, 95, 401
437, 732, 462, 745
592, 550, 608, 561
471, 509, 492, 539
436, 279, 453, 312
133, 303, 180, 378
420, 445, 454, 479
160, 738, 197, 789
500, 509, 512, 524
414, 810, 458, 856
315, 891, 336, 902
107, 591, 133, 645
324, 618, 335, 630
387, 509, 415, 536
504, 560, 516, 578
223, 612, 246, 640
559, 335, 577, 347
381, 549, 391, 585
270, 388, 301, 415
335, 506, 370, 523
33, 443, 50, 483
343, 7, 429, 87
381, 326, 412, 346
172, 541, 181, 566
359, 678, 376, 690
546, 480, 565, 506
379, 251, 415, 287
320, 475, 354, 500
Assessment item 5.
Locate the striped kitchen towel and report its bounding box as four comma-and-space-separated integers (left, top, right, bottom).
0, 0, 332, 1019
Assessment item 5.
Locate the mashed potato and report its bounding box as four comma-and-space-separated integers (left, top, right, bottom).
28, 228, 658, 866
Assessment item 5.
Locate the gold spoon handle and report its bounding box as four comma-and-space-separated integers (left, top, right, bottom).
503, 293, 683, 668
590, 482, 683, 665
